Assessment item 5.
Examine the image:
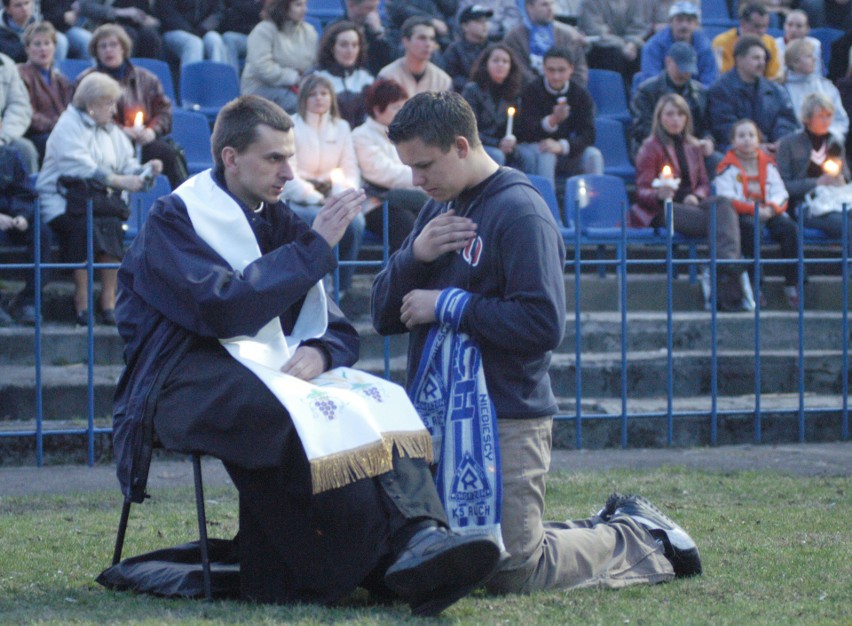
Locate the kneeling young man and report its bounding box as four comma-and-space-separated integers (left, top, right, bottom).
112, 95, 500, 615
371, 91, 702, 594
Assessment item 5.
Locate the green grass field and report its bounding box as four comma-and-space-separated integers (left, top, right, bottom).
0, 466, 849, 625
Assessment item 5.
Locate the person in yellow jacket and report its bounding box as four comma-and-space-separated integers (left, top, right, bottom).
712, 2, 781, 79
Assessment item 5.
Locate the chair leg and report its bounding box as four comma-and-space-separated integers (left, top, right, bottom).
111, 498, 132, 566
192, 453, 213, 601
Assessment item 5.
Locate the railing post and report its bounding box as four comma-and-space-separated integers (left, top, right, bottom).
843, 203, 849, 440
574, 200, 583, 449
664, 199, 674, 446
796, 206, 806, 443
752, 201, 762, 444
86, 197, 96, 466
34, 195, 44, 466
709, 200, 718, 445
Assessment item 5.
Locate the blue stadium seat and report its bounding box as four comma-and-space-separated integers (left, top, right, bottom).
594, 118, 636, 183
526, 173, 575, 240
307, 0, 345, 24
130, 57, 177, 103
170, 108, 213, 174
810, 28, 844, 77
179, 61, 240, 122
702, 0, 731, 21
58, 58, 93, 81
586, 69, 631, 127
125, 175, 171, 243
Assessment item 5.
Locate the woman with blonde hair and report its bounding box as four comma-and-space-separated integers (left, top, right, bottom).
632, 93, 745, 310
241, 0, 317, 113
36, 72, 162, 325
283, 73, 363, 294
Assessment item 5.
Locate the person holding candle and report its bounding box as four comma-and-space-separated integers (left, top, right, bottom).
461, 43, 523, 168
777, 92, 852, 249
716, 118, 800, 308
283, 73, 364, 295
79, 24, 186, 190
36, 72, 162, 325
631, 93, 746, 311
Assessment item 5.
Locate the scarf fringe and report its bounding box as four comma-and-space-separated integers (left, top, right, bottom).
309, 430, 434, 494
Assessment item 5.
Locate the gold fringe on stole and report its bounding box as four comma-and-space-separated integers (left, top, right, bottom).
309, 430, 434, 494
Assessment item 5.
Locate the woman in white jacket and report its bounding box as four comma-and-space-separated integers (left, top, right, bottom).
240, 0, 317, 113
352, 78, 427, 251
783, 38, 849, 143
283, 73, 364, 293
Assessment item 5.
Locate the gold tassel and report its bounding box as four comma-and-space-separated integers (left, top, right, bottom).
389, 430, 434, 464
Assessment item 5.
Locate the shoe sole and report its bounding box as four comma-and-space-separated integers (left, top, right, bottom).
409, 555, 503, 617
384, 537, 500, 599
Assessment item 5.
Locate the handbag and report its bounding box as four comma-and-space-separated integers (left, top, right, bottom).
57, 176, 131, 221
803, 182, 852, 218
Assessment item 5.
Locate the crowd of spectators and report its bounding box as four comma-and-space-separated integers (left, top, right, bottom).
3, 0, 852, 323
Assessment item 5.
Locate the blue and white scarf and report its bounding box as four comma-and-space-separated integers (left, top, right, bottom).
410, 288, 506, 551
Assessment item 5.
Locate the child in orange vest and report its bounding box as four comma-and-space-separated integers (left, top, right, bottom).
715, 119, 801, 308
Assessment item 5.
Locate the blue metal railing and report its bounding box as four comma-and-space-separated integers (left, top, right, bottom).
0, 200, 849, 466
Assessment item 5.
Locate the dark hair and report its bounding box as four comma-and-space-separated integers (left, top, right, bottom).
739, 2, 768, 21
733, 34, 767, 59
401, 15, 435, 40
388, 91, 480, 151
268, 0, 298, 28
470, 43, 522, 99
317, 20, 366, 70
211, 95, 294, 170
364, 78, 408, 118
543, 45, 575, 66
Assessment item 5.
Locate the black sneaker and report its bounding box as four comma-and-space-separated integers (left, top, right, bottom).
608, 493, 702, 577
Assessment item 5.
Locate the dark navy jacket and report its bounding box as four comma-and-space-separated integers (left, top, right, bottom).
371, 167, 566, 419
113, 170, 358, 501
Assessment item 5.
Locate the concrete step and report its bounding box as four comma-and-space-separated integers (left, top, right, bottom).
1, 392, 845, 466
5, 310, 848, 366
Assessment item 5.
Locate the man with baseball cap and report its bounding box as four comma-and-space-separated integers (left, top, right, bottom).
442, 4, 494, 92
637, 1, 718, 87
631, 41, 716, 164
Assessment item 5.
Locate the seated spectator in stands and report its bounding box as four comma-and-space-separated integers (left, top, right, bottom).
777, 92, 852, 248
637, 0, 681, 35
313, 21, 374, 129
514, 46, 602, 191
36, 72, 162, 326
241, 0, 317, 114
441, 4, 492, 93
17, 22, 74, 162
708, 36, 798, 154
0, 0, 34, 62
504, 0, 588, 87
456, 0, 522, 42
775, 9, 822, 76
631, 93, 745, 310
716, 118, 800, 308
220, 0, 267, 75
783, 39, 849, 143
79, 24, 186, 190
712, 3, 781, 79
332, 0, 395, 76
0, 50, 37, 173
0, 144, 47, 325
386, 0, 457, 52
155, 0, 229, 68
638, 2, 718, 88
352, 78, 427, 251
378, 16, 451, 96
40, 0, 91, 61
578, 0, 647, 87
631, 42, 717, 167
461, 43, 523, 168
282, 74, 364, 295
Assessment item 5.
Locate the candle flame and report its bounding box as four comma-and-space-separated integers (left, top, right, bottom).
133, 111, 144, 127
329, 168, 344, 184
661, 165, 673, 178
507, 107, 516, 117
823, 159, 841, 176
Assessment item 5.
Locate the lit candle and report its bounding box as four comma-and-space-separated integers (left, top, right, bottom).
823, 158, 841, 177
660, 164, 673, 180
329, 168, 345, 193
133, 111, 144, 162
505, 106, 515, 137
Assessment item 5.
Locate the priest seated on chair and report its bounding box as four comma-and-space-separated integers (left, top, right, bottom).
110, 94, 501, 616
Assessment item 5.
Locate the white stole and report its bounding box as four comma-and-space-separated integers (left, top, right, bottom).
177, 171, 431, 493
